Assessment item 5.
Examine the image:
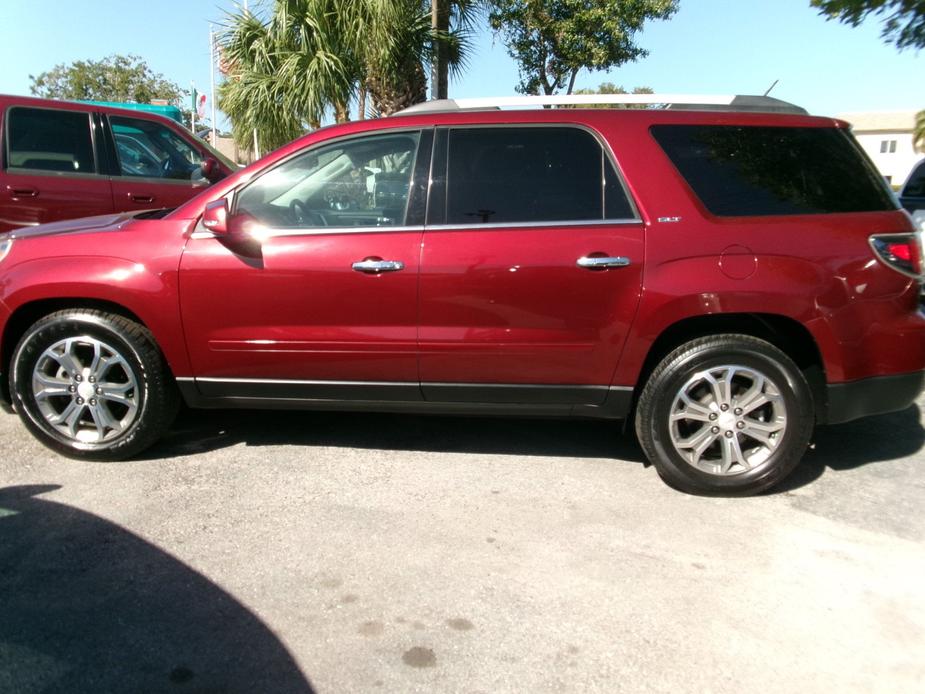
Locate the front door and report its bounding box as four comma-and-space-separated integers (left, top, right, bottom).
179, 129, 430, 402
418, 126, 644, 405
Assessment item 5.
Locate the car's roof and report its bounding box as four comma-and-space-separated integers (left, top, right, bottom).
0, 93, 183, 129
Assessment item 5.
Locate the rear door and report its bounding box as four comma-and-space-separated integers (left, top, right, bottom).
418, 125, 645, 405
104, 114, 211, 212
0, 105, 113, 232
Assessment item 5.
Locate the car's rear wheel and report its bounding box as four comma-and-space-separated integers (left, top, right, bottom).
635, 334, 814, 496
10, 310, 178, 460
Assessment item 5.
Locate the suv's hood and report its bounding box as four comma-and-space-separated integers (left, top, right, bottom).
7, 211, 145, 241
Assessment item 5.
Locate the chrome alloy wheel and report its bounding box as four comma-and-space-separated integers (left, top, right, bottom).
31, 336, 140, 444
668, 365, 787, 476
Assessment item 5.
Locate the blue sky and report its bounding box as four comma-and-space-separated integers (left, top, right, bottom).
0, 0, 921, 127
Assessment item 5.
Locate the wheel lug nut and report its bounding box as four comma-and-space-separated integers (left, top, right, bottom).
89, 399, 96, 406
709, 413, 718, 421
76, 397, 84, 405
75, 375, 82, 382
89, 376, 95, 383
68, 385, 76, 393
737, 421, 745, 429
734, 408, 742, 415
725, 430, 734, 438
720, 404, 729, 411
711, 426, 720, 434
96, 387, 102, 394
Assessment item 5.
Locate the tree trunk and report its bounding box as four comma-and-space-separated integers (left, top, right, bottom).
431, 0, 450, 100
566, 69, 578, 95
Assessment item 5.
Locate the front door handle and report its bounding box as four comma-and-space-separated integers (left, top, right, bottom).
352, 258, 405, 274
7, 185, 38, 198
577, 256, 631, 269
129, 194, 156, 204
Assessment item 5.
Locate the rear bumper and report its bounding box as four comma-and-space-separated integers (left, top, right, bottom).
824, 370, 925, 425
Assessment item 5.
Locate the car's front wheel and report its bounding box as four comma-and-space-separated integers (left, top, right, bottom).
10, 310, 178, 460
635, 334, 814, 496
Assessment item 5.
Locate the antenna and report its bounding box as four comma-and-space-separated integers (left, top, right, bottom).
764, 80, 779, 97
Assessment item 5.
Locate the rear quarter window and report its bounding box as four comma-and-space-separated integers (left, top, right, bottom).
651, 124, 896, 216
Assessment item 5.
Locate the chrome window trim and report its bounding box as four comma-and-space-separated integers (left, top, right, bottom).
433, 121, 642, 224
189, 218, 641, 241
112, 174, 209, 187
425, 218, 642, 232
4, 104, 99, 175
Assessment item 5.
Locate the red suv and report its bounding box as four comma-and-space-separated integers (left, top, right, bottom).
1, 94, 922, 496
0, 94, 233, 232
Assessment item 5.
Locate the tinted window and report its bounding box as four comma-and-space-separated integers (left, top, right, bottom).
110, 115, 204, 181
903, 162, 925, 198
444, 127, 633, 225
651, 125, 896, 216
7, 107, 94, 173
235, 132, 420, 229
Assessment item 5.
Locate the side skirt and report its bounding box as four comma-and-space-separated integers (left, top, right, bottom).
175, 378, 633, 420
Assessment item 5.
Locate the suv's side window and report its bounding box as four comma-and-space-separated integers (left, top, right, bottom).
903, 162, 925, 198
235, 131, 422, 229
6, 107, 95, 174
110, 115, 205, 182
443, 127, 634, 225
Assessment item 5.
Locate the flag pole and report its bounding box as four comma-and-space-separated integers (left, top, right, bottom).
209, 23, 217, 145
190, 81, 196, 133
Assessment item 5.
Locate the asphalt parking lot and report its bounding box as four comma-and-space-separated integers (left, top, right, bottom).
1, 396, 924, 693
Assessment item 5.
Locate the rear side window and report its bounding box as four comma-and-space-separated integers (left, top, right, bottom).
444, 127, 634, 225
651, 125, 896, 216
6, 107, 95, 174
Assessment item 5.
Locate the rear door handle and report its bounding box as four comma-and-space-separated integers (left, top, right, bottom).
129, 194, 155, 204
352, 258, 405, 274
577, 256, 631, 269
7, 186, 38, 198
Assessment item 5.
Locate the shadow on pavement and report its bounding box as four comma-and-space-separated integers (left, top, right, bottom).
146, 408, 646, 463
0, 485, 314, 693
776, 404, 925, 492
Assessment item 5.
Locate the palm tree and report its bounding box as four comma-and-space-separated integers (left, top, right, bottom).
219, 1, 477, 151
219, 0, 358, 152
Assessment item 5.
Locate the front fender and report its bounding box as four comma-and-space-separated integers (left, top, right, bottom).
0, 255, 191, 376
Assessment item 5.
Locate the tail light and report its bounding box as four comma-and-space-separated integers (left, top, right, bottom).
869, 233, 924, 279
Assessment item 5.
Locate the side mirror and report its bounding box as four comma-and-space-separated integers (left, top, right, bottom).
200, 157, 225, 183
202, 198, 228, 234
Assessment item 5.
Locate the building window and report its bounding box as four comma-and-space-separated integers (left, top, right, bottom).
880, 139, 898, 154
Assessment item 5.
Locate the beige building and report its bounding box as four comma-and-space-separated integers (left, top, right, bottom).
837, 110, 922, 186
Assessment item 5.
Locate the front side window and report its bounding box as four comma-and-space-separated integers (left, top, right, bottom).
110, 115, 205, 181
6, 107, 95, 174
651, 125, 897, 216
235, 132, 421, 229
443, 127, 634, 225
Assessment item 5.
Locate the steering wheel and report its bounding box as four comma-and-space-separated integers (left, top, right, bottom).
289, 199, 327, 227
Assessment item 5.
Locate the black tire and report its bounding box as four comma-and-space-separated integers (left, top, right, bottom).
9, 310, 179, 460
635, 334, 814, 496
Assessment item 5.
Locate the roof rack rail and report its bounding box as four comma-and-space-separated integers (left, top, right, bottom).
395, 94, 807, 116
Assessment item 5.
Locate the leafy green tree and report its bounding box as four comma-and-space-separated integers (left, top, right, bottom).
916, 110, 925, 153
29, 54, 184, 105
572, 82, 653, 107
487, 0, 679, 95
811, 0, 925, 50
